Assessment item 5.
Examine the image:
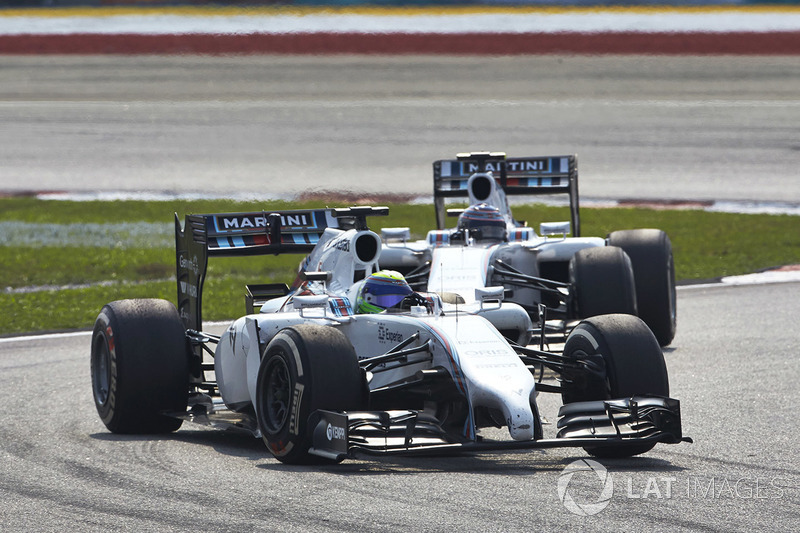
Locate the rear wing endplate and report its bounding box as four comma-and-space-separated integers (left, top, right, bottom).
433, 152, 581, 236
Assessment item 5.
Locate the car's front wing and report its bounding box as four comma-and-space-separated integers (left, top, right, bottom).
308, 396, 689, 461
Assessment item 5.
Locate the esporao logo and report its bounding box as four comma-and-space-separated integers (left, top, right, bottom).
326, 423, 345, 441
557, 459, 614, 516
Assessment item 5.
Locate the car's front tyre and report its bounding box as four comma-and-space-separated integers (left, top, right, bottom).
561, 314, 669, 458
256, 324, 364, 464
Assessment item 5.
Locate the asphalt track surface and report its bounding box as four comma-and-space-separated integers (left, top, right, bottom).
1, 281, 798, 532
1, 26, 799, 531
1, 54, 800, 204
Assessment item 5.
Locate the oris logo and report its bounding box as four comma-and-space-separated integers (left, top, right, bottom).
464, 349, 510, 357
326, 423, 346, 441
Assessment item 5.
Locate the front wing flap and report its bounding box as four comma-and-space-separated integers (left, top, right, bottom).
308, 396, 689, 460
555, 396, 685, 443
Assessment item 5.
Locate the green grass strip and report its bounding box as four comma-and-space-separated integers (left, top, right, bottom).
2, 198, 799, 335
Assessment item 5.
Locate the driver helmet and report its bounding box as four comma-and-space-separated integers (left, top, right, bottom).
457, 203, 507, 242
356, 270, 413, 314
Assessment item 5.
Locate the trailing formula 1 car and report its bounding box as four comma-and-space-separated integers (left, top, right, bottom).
379, 151, 677, 347
90, 205, 689, 464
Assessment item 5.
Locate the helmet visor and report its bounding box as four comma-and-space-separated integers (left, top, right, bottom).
368, 292, 409, 309
476, 225, 507, 242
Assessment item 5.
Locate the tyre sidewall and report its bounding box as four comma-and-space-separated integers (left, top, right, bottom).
91, 309, 119, 428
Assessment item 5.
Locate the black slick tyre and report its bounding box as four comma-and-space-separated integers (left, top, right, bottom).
256, 324, 363, 464
569, 246, 637, 319
91, 299, 188, 433
608, 229, 677, 347
562, 314, 669, 457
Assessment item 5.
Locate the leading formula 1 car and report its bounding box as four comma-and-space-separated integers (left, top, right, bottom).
90, 205, 688, 464
379, 151, 677, 347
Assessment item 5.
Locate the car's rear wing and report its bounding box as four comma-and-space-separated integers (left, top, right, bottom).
433, 152, 581, 236
174, 206, 388, 332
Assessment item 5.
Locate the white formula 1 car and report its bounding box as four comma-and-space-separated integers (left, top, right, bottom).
90, 206, 688, 464
378, 151, 677, 347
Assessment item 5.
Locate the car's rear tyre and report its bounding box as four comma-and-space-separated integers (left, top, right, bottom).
608, 229, 677, 347
256, 324, 364, 464
91, 299, 188, 433
569, 246, 637, 319
562, 314, 669, 458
